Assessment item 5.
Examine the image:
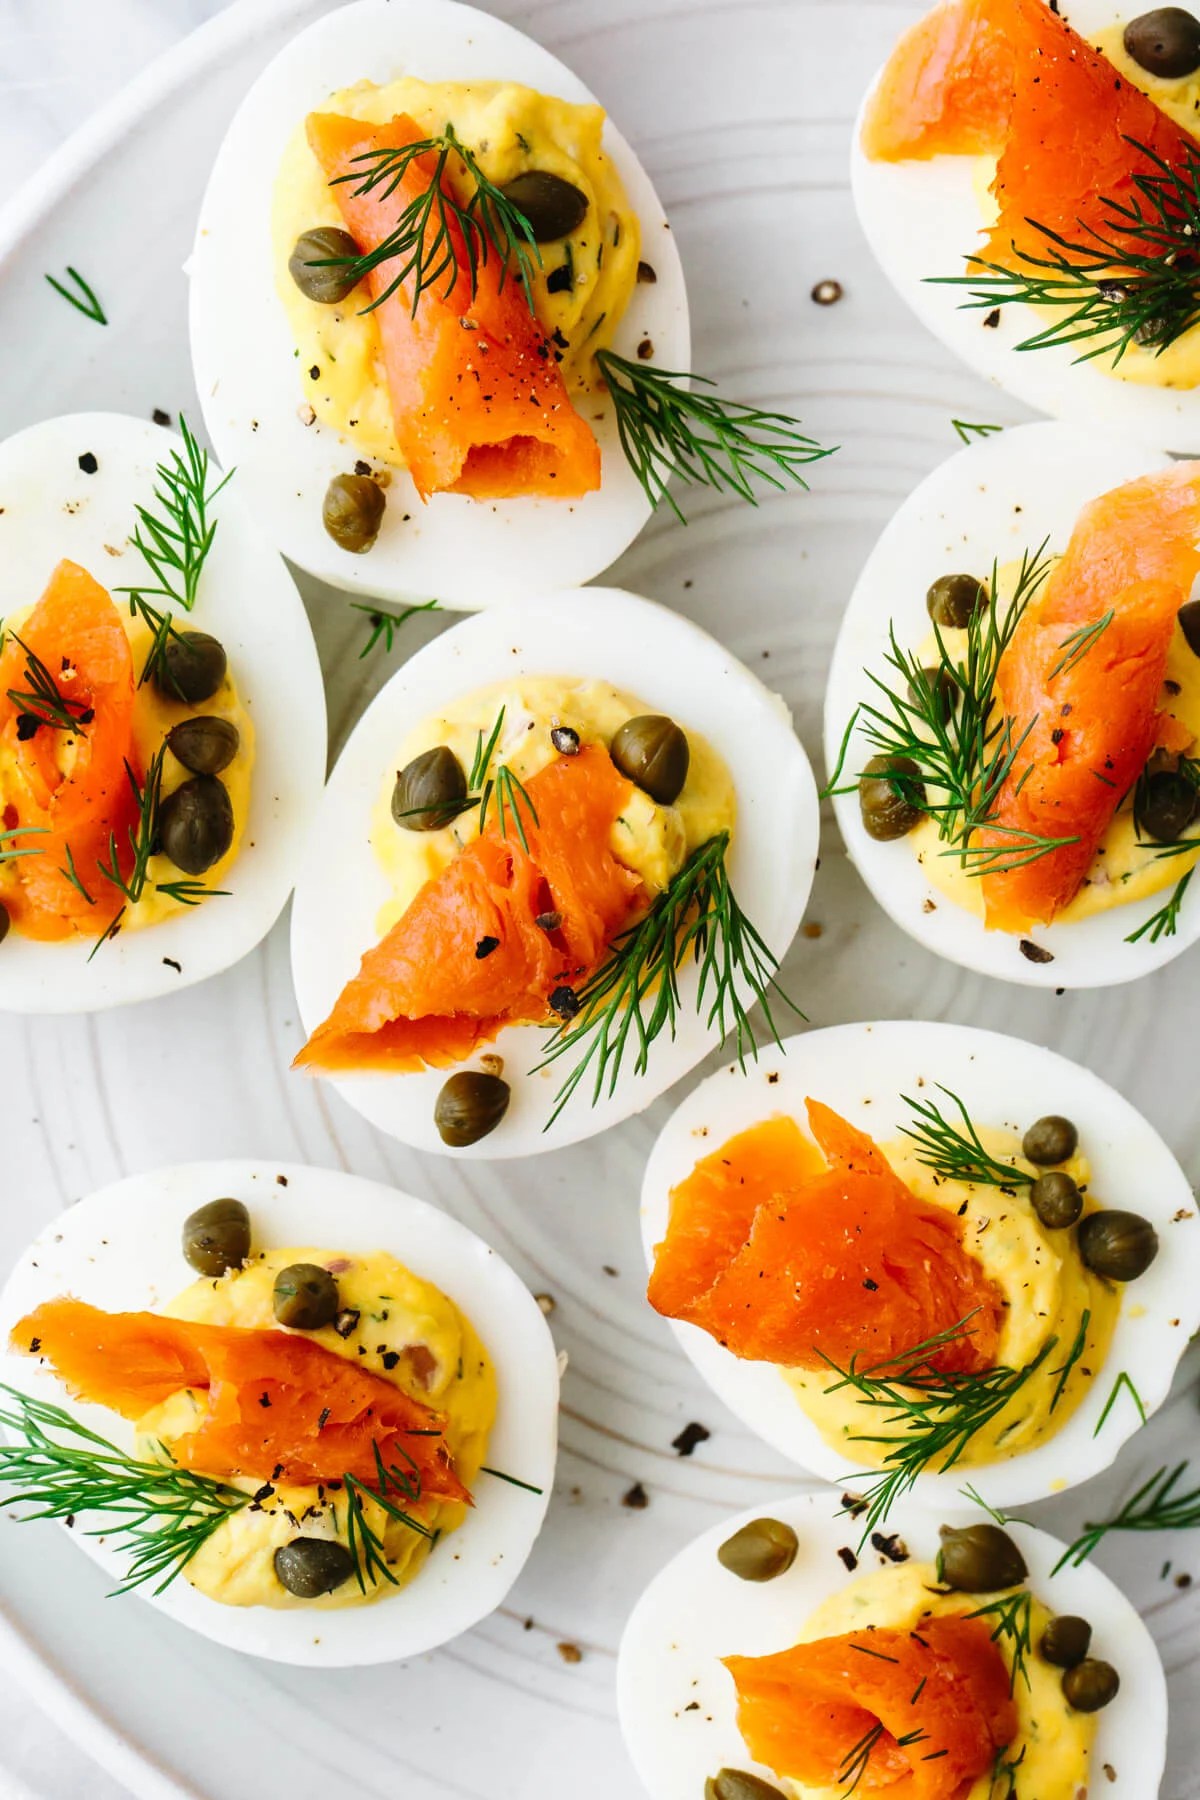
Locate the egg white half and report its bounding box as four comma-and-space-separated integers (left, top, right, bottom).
188, 0, 689, 610
851, 1, 1200, 445
617, 1490, 1166, 1800
289, 586, 818, 1157
823, 419, 1198, 986
0, 1159, 559, 1667
0, 412, 326, 1013
640, 1019, 1199, 1510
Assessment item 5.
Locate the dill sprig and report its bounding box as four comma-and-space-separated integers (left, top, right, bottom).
45, 266, 107, 325
0, 825, 49, 863
952, 419, 1003, 443
838, 1720, 929, 1793
931, 140, 1200, 365
391, 707, 538, 848
537, 829, 798, 1126
966, 1589, 1034, 1695
899, 1086, 1032, 1190
1093, 1369, 1146, 1437
1049, 610, 1113, 681
1125, 867, 1194, 944
0, 1385, 248, 1595
5, 634, 95, 736
352, 597, 441, 658
829, 541, 1080, 878
96, 749, 167, 909
116, 416, 230, 615
342, 1441, 436, 1594
321, 126, 541, 316
595, 348, 834, 522
1055, 1461, 1200, 1571
822, 1318, 1059, 1539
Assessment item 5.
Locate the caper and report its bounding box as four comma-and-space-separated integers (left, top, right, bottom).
152, 630, 227, 704
497, 171, 589, 242
322, 472, 386, 554
1178, 597, 1200, 656
858, 752, 925, 842
926, 572, 987, 629
1030, 1170, 1083, 1231
1022, 1114, 1078, 1166
610, 714, 690, 805
717, 1517, 799, 1583
1124, 7, 1200, 77
182, 1197, 251, 1277
158, 775, 234, 876
0, 901, 9, 946
1135, 768, 1197, 843
1078, 1209, 1159, 1282
1039, 1614, 1092, 1668
273, 1262, 339, 1330
288, 226, 362, 305
392, 746, 468, 832
1062, 1657, 1120, 1713
434, 1071, 511, 1147
166, 715, 240, 776
704, 1773, 788, 1800
937, 1523, 1028, 1592
907, 664, 957, 725
274, 1537, 355, 1598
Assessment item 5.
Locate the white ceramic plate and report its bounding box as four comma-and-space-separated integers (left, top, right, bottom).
0, 411, 327, 1013
823, 420, 1200, 988
190, 0, 689, 610
618, 1490, 1168, 1800
640, 1018, 1200, 1509
850, 0, 1200, 449
290, 586, 818, 1156
0, 1160, 559, 1667
2, 1, 1199, 1798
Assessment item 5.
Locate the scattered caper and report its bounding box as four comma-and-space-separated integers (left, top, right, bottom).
166, 715, 240, 776
288, 226, 362, 305
182, 1197, 251, 1277
717, 1517, 799, 1583
1078, 1209, 1159, 1282
392, 746, 468, 832
274, 1537, 356, 1598
1178, 597, 1200, 656
152, 630, 227, 704
858, 752, 925, 842
1062, 1657, 1120, 1713
0, 901, 9, 946
926, 572, 986, 629
497, 171, 588, 242
273, 1262, 339, 1330
1022, 1114, 1078, 1166
1135, 768, 1197, 843
322, 472, 386, 554
158, 775, 234, 876
1124, 7, 1200, 78
1030, 1170, 1083, 1231
907, 664, 957, 725
434, 1071, 511, 1147
1039, 1614, 1092, 1669
937, 1523, 1028, 1592
610, 714, 690, 805
704, 1772, 788, 1800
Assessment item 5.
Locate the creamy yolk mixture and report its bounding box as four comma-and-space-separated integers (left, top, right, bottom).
370, 675, 736, 934
788, 1127, 1120, 1468
135, 1247, 495, 1609
273, 77, 641, 465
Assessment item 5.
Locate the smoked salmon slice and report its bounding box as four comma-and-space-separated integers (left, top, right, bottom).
648, 1100, 1004, 1375
13, 1298, 467, 1501
862, 0, 1200, 268
296, 745, 644, 1074
979, 463, 1200, 931
0, 560, 139, 940
724, 1616, 1018, 1799
307, 111, 602, 502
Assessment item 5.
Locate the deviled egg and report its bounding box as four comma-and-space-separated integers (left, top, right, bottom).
640, 1020, 1198, 1517
853, 0, 1200, 445
0, 1159, 558, 1666
289, 587, 818, 1156
0, 412, 325, 1011
824, 420, 1200, 986
618, 1491, 1166, 1800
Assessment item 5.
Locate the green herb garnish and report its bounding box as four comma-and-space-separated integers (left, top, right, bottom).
966, 1589, 1034, 1694
1093, 1368, 1146, 1437
352, 597, 441, 658
117, 416, 230, 615
5, 633, 94, 736
1125, 867, 1195, 943
952, 419, 1003, 443
45, 267, 107, 326
899, 1086, 1031, 1190
1055, 1461, 1200, 1570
